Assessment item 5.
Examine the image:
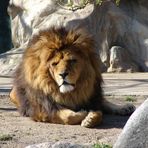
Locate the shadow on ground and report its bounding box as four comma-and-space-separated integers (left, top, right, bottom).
99, 115, 129, 129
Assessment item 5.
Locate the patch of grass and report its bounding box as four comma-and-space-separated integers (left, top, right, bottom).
125, 96, 136, 102
0, 134, 13, 141
93, 143, 112, 148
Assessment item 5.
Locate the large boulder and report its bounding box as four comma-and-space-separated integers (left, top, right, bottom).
107, 46, 139, 72
114, 98, 148, 148
9, 0, 94, 48
0, 0, 147, 75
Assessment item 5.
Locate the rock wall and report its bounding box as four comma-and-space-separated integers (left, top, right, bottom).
4, 0, 148, 74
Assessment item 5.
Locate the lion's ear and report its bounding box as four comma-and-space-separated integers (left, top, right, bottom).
75, 36, 94, 49
67, 28, 94, 52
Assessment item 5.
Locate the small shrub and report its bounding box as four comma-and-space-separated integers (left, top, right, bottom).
93, 143, 112, 148
125, 96, 136, 102
0, 134, 13, 141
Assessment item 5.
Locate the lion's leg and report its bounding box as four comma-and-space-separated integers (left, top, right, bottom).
9, 87, 20, 108
32, 109, 50, 122
81, 111, 102, 128
31, 108, 87, 125
102, 100, 136, 116
52, 109, 88, 125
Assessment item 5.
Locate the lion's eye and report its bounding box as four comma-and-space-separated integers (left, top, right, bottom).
52, 62, 58, 66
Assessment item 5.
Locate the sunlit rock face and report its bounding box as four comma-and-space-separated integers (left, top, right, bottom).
114, 99, 148, 148
107, 46, 139, 72
9, 0, 94, 47
89, 0, 148, 72
4, 0, 148, 75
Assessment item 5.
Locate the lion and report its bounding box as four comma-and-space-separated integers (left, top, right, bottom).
10, 27, 135, 128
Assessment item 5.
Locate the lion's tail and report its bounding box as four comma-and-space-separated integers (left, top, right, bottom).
101, 99, 136, 116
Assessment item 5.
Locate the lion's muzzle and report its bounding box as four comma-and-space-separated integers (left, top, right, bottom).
59, 81, 75, 93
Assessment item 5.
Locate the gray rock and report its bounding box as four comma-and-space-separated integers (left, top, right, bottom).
0, 47, 23, 76
9, 0, 94, 47
3, 0, 148, 75
114, 99, 148, 148
107, 46, 138, 72
26, 141, 91, 148
26, 142, 53, 148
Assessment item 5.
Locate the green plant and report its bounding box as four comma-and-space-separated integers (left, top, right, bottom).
57, 0, 121, 10
125, 96, 136, 102
93, 143, 112, 148
115, 0, 120, 5
96, 0, 103, 5
96, 0, 120, 5
57, 0, 90, 11
0, 134, 13, 141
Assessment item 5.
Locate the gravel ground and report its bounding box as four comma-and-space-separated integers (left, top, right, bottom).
0, 95, 147, 148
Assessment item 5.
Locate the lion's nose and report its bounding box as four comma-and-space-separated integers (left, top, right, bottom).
59, 72, 68, 79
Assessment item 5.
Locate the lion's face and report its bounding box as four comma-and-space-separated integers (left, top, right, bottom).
24, 27, 100, 101
48, 49, 84, 93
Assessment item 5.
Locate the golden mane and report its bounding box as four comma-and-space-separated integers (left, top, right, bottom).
22, 27, 102, 109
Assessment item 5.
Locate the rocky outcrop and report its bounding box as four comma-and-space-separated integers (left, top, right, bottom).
114, 98, 148, 148
107, 46, 139, 72
91, 0, 148, 72
1, 0, 147, 75
8, 0, 94, 48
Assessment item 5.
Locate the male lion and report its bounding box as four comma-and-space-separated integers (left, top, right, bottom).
10, 27, 135, 128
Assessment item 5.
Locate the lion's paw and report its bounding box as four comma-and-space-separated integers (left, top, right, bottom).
76, 110, 88, 119
116, 104, 136, 116
65, 110, 88, 125
81, 111, 102, 128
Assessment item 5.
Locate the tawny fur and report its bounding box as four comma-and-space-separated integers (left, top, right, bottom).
10, 27, 135, 128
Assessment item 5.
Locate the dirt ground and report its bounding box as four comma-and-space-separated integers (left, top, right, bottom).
0, 95, 147, 148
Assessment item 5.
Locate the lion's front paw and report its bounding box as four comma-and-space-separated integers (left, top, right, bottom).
81, 111, 102, 128
55, 109, 88, 125
65, 110, 88, 125
75, 110, 88, 121
117, 104, 136, 116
